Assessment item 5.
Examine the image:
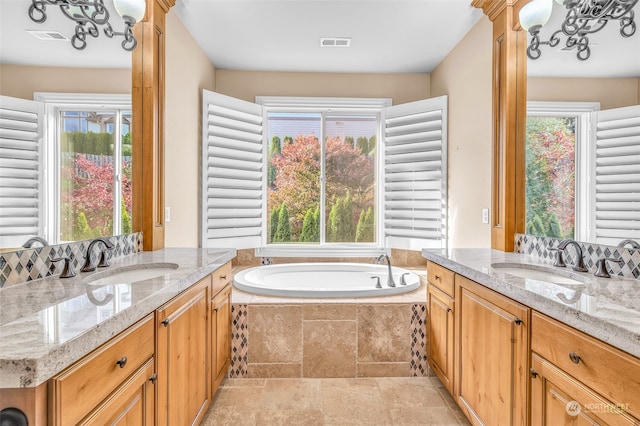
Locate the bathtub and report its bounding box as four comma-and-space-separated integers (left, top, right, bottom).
233, 263, 421, 297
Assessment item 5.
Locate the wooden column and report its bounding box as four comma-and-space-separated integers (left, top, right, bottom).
132, 0, 175, 251
472, 0, 529, 251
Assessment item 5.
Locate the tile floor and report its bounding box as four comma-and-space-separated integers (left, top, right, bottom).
202, 376, 471, 425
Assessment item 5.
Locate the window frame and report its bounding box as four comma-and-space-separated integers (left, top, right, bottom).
525, 101, 600, 242
34, 92, 132, 244
255, 96, 392, 258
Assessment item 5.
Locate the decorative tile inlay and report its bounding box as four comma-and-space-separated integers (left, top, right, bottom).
230, 304, 249, 378
410, 303, 428, 377
0, 232, 143, 288
514, 233, 640, 279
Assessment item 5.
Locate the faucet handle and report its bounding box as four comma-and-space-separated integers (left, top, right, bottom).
594, 257, 625, 278
51, 256, 76, 278
371, 276, 382, 289
400, 272, 410, 286
548, 247, 566, 267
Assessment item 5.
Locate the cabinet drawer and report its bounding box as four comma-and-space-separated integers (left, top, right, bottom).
532, 311, 640, 419
212, 261, 232, 295
427, 261, 454, 297
50, 314, 155, 426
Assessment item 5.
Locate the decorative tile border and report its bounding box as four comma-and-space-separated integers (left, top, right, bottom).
410, 303, 428, 377
230, 304, 249, 378
514, 233, 640, 279
0, 233, 143, 288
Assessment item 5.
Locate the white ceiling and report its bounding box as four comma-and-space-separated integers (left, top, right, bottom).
0, 0, 638, 78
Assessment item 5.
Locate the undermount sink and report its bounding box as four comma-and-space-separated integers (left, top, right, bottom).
85, 263, 179, 286
491, 263, 585, 286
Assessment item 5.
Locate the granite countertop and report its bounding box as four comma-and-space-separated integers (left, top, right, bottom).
422, 248, 640, 359
0, 248, 236, 389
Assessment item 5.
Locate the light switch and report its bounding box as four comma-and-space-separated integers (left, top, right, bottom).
482, 208, 489, 224
165, 206, 171, 223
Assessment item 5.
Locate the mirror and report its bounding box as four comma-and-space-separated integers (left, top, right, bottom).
0, 0, 132, 252
524, 1, 640, 245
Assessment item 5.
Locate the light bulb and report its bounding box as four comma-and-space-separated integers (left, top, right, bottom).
113, 0, 146, 22
519, 0, 553, 31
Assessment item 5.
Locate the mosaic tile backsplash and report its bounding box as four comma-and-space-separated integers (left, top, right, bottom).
0, 232, 143, 288
514, 233, 640, 279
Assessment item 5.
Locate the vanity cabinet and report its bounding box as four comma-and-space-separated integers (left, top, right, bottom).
49, 314, 156, 425
455, 274, 529, 426
211, 261, 232, 394
156, 275, 211, 426
426, 261, 455, 393
530, 312, 640, 425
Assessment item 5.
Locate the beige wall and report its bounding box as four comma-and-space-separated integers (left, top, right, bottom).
430, 16, 493, 249
0, 64, 130, 99
164, 10, 217, 247
215, 71, 429, 105
527, 77, 639, 110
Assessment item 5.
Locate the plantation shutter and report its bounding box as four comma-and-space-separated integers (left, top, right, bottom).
383, 96, 447, 250
0, 96, 44, 249
201, 90, 264, 249
592, 105, 640, 245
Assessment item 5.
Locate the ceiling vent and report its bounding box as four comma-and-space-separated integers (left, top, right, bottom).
27, 30, 69, 41
320, 37, 351, 48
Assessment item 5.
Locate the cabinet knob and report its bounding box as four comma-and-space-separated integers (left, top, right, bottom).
530, 368, 539, 378
446, 307, 452, 313
514, 318, 523, 325
149, 374, 158, 384
116, 356, 127, 368
220, 275, 228, 280
569, 352, 581, 364
161, 318, 170, 327
435, 275, 441, 281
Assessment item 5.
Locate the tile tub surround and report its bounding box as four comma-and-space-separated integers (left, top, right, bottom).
0, 232, 144, 288
0, 248, 236, 388
421, 248, 640, 359
514, 233, 640, 279
229, 270, 428, 379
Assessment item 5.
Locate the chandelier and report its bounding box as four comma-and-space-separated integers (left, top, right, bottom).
519, 0, 638, 61
28, 0, 146, 51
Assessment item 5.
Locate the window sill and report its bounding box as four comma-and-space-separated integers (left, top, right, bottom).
255, 244, 388, 258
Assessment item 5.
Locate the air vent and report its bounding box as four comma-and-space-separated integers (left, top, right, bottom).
27, 30, 69, 41
320, 37, 351, 48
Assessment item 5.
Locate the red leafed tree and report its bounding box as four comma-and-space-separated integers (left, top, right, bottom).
61, 154, 132, 239
268, 134, 374, 239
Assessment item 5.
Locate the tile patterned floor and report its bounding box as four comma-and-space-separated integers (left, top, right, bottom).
202, 376, 471, 425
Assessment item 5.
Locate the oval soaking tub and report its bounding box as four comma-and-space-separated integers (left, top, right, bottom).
233, 263, 421, 297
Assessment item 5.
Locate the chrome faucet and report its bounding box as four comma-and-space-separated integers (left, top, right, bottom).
376, 254, 396, 287
81, 238, 115, 272
617, 239, 640, 249
556, 239, 588, 273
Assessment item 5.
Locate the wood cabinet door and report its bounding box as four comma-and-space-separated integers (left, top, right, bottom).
211, 285, 232, 394
531, 354, 639, 426
156, 276, 211, 426
81, 359, 155, 426
427, 285, 454, 393
455, 275, 529, 426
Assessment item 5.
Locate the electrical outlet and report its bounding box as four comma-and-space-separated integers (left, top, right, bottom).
165, 207, 171, 223
482, 208, 489, 224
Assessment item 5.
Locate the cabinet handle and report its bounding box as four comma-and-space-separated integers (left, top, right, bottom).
530, 368, 539, 378
161, 318, 170, 327
514, 318, 523, 325
569, 352, 581, 364
149, 374, 157, 384
116, 356, 127, 368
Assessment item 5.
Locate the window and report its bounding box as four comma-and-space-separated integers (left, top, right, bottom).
36, 93, 132, 244
526, 102, 600, 240
202, 91, 447, 255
